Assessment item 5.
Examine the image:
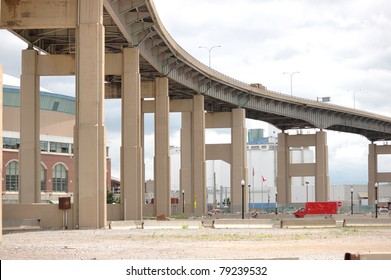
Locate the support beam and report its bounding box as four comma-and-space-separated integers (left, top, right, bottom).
277, 131, 330, 204
315, 131, 329, 201
277, 132, 290, 205
0, 63, 3, 243
231, 108, 248, 213
180, 112, 193, 213
19, 49, 41, 203
154, 77, 170, 217
368, 143, 391, 204
74, 0, 106, 229
121, 48, 143, 220
192, 95, 206, 214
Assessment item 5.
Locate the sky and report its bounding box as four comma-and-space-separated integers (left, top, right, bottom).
1, 0, 391, 184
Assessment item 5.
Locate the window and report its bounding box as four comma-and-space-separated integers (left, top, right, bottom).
3, 137, 19, 149
50, 142, 70, 154
52, 163, 68, 192
40, 141, 48, 152
41, 164, 47, 191
6, 161, 19, 191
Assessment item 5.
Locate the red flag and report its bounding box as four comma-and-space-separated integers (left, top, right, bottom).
252, 167, 255, 176
262, 176, 266, 182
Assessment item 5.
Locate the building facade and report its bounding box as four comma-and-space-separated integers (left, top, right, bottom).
2, 77, 111, 203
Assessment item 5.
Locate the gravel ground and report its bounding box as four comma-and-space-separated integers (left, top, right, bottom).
1, 226, 391, 260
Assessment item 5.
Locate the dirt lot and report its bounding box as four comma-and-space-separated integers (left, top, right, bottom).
1, 226, 391, 260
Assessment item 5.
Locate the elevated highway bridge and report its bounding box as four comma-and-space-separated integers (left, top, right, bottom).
1, 0, 391, 229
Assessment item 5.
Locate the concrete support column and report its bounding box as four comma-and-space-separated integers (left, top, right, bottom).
121, 48, 143, 220
231, 108, 248, 213
19, 49, 41, 203
368, 143, 377, 204
154, 77, 170, 217
192, 95, 206, 214
315, 131, 330, 201
74, 0, 106, 228
0, 64, 3, 242
277, 132, 290, 205
180, 112, 193, 213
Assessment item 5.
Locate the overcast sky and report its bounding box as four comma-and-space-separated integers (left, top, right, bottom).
1, 0, 391, 184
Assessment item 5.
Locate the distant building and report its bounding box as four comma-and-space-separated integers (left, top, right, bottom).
2, 76, 112, 203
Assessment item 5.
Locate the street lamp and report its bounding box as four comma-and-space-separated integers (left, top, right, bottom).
350, 187, 354, 215
283, 71, 300, 96
375, 183, 378, 219
199, 45, 221, 68
305, 181, 309, 202
347, 89, 362, 109
182, 190, 185, 214
241, 179, 245, 219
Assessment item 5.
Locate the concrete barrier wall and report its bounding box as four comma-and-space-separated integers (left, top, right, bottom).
281, 219, 336, 228
213, 219, 274, 229
143, 220, 203, 229
107, 204, 121, 221
3, 204, 74, 229
343, 218, 391, 227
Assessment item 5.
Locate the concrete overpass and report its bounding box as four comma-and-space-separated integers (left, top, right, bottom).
1, 0, 391, 229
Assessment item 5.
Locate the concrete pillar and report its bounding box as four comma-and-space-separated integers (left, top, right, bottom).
180, 112, 193, 213
154, 77, 170, 217
121, 48, 143, 220
74, 0, 106, 228
192, 95, 206, 214
315, 131, 330, 201
0, 64, 3, 243
231, 108, 248, 213
277, 132, 290, 205
368, 143, 377, 205
19, 49, 41, 203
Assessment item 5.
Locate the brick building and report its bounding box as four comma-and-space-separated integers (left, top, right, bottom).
2, 75, 112, 203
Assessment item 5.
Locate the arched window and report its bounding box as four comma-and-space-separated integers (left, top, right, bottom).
6, 161, 19, 191
52, 163, 68, 192
41, 164, 47, 191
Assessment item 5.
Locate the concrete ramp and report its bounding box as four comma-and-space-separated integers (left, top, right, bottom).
143, 220, 203, 229
213, 219, 274, 229
281, 219, 336, 228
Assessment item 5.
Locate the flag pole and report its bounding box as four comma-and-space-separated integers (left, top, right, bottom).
252, 167, 255, 210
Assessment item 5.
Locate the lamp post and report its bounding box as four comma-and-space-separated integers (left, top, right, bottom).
241, 179, 245, 219
182, 190, 185, 214
375, 183, 378, 218
275, 192, 278, 215
283, 71, 300, 96
350, 187, 354, 215
347, 89, 362, 109
199, 45, 221, 68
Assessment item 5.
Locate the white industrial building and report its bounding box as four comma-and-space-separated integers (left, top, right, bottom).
167, 127, 391, 213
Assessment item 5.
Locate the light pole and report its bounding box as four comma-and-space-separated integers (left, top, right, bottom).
375, 183, 378, 218
350, 187, 354, 215
283, 71, 300, 96
182, 190, 185, 214
347, 89, 361, 109
305, 181, 309, 202
199, 45, 221, 68
241, 179, 245, 219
